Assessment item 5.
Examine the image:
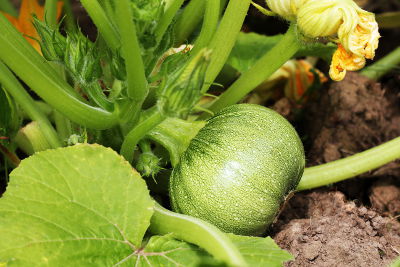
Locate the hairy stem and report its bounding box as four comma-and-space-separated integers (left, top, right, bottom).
191, 0, 220, 55
149, 203, 247, 267
155, 0, 185, 43
44, 0, 58, 28
120, 111, 166, 163
202, 24, 300, 117
115, 0, 148, 106
80, 0, 119, 50
297, 137, 400, 191
361, 46, 400, 80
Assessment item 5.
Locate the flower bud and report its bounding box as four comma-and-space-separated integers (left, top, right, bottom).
266, 0, 307, 19
297, 0, 360, 38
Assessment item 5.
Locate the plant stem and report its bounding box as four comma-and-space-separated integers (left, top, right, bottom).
202, 24, 300, 117
174, 0, 204, 45
200, 0, 252, 94
0, 14, 118, 129
155, 0, 185, 43
80, 0, 119, 50
297, 137, 400, 191
361, 46, 400, 80
0, 143, 20, 167
62, 0, 76, 31
191, 0, 220, 55
54, 111, 72, 142
0, 61, 62, 149
120, 111, 166, 163
376, 11, 400, 29
44, 0, 58, 28
149, 203, 247, 267
0, 0, 17, 17
115, 0, 148, 104
147, 118, 206, 166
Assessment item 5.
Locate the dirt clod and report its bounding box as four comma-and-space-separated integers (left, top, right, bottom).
273, 190, 400, 267
304, 73, 400, 175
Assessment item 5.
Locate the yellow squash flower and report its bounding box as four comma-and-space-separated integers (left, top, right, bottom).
1, 0, 63, 52
263, 0, 380, 81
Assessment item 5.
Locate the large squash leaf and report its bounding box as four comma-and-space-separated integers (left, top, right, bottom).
0, 144, 154, 266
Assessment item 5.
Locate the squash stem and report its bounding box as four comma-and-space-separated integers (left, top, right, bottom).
120, 111, 166, 163
149, 203, 247, 267
200, 0, 252, 94
297, 137, 400, 191
115, 0, 148, 117
80, 0, 119, 50
0, 61, 62, 149
361, 46, 400, 80
44, 0, 58, 28
201, 23, 301, 118
190, 0, 220, 55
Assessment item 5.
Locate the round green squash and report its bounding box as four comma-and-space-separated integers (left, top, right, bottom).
169, 104, 305, 236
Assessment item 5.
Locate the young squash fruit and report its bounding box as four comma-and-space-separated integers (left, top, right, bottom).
170, 104, 305, 236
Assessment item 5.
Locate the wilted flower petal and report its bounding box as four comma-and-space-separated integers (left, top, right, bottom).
329, 44, 366, 81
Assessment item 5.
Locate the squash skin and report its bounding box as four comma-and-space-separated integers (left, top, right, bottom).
170, 104, 305, 236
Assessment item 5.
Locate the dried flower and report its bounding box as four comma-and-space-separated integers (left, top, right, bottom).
1, 0, 63, 52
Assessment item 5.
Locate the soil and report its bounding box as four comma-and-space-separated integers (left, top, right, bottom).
272, 190, 400, 267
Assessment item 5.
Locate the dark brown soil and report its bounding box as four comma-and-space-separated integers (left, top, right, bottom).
304, 72, 400, 168
273, 190, 400, 267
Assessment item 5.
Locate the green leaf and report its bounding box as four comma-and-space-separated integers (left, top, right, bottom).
0, 144, 154, 266
228, 234, 293, 267
133, 234, 217, 266
227, 32, 336, 73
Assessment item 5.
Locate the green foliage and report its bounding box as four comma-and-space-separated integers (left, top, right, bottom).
227, 32, 336, 73
0, 144, 292, 266
0, 144, 154, 265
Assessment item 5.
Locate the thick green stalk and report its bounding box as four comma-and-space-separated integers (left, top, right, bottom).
0, 14, 118, 129
62, 0, 76, 31
201, 0, 252, 94
149, 203, 247, 267
174, 0, 204, 45
80, 0, 119, 50
203, 24, 300, 117
44, 0, 58, 28
155, 0, 185, 43
120, 111, 166, 163
115, 0, 148, 103
191, 0, 220, 55
297, 137, 400, 191
0, 0, 17, 17
174, 0, 228, 45
0, 61, 62, 149
361, 46, 400, 80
